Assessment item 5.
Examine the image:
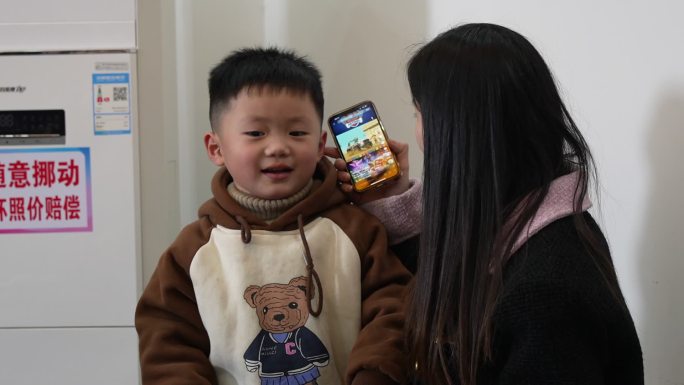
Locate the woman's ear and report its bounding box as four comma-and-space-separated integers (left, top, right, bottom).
414, 108, 424, 152
204, 131, 225, 166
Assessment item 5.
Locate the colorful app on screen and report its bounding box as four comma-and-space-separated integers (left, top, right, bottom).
328, 101, 400, 192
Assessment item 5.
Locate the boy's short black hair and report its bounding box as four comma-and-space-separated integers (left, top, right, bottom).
208, 47, 324, 129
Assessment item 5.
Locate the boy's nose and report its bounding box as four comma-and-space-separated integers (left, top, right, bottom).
264, 139, 290, 157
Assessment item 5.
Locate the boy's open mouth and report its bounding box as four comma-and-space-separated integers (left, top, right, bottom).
262, 165, 293, 179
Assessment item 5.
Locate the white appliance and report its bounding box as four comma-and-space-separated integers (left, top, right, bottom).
0, 1, 141, 384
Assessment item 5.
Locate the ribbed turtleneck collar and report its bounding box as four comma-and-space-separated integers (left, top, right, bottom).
227, 180, 314, 221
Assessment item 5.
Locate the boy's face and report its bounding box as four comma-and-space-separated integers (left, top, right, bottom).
205, 88, 326, 200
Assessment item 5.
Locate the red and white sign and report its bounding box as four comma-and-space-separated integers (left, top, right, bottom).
0, 147, 92, 233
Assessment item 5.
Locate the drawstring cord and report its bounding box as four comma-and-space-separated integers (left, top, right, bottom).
235, 215, 252, 244
234, 213, 322, 317
298, 214, 323, 317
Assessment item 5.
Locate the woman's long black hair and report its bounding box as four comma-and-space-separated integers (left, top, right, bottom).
406, 23, 625, 385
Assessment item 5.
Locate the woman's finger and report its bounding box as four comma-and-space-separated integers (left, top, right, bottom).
323, 146, 341, 159
337, 170, 352, 183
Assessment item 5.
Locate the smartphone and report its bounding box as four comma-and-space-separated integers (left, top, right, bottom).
328, 101, 400, 192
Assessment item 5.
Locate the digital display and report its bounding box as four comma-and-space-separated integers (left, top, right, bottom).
0, 114, 15, 128
0, 110, 65, 145
329, 102, 399, 191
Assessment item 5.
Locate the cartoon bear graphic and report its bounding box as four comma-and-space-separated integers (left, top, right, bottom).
243, 276, 329, 385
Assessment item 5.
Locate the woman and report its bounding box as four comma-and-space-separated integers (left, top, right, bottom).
328, 23, 643, 384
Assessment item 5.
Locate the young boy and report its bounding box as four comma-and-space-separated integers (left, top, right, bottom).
135, 48, 411, 385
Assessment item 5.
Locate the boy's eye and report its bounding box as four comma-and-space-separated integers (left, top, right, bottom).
289, 131, 308, 137
244, 131, 265, 137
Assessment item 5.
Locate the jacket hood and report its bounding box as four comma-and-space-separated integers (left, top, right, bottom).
509, 171, 592, 255
197, 157, 347, 231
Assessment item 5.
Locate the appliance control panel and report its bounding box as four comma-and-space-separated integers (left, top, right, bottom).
0, 109, 65, 145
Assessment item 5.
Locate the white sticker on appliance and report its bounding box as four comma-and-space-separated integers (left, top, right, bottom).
92, 73, 131, 135
95, 62, 130, 71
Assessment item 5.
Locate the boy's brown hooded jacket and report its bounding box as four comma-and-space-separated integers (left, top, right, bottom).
135, 159, 411, 385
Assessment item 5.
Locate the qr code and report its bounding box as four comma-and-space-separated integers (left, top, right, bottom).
113, 87, 128, 102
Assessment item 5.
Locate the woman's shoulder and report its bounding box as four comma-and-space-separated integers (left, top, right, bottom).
494, 213, 640, 344
498, 213, 624, 322
504, 213, 606, 285
491, 215, 643, 381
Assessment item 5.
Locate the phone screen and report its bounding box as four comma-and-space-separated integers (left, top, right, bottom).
328, 101, 400, 192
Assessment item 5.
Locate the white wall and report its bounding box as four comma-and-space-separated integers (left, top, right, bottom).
138, 0, 181, 284
138, 1, 684, 383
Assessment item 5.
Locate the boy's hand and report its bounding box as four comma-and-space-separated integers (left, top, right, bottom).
324, 139, 411, 205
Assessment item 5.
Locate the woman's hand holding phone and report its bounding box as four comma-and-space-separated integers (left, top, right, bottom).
324, 139, 411, 205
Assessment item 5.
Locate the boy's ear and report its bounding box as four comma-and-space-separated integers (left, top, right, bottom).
318, 131, 327, 159
204, 131, 225, 166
